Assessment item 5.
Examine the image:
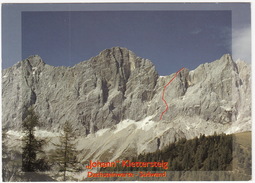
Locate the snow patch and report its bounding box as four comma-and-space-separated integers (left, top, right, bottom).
114, 119, 136, 134
95, 128, 110, 137
32, 67, 38, 75
220, 106, 231, 111
186, 125, 190, 131
34, 129, 60, 137
113, 115, 156, 134
225, 126, 240, 134
135, 115, 155, 131
6, 130, 25, 138
7, 129, 60, 138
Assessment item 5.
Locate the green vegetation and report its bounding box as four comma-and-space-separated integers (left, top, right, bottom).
94, 132, 251, 181
21, 107, 48, 172
50, 121, 80, 181
2, 118, 251, 182
101, 133, 233, 172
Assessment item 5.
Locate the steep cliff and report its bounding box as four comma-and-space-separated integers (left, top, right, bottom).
2, 47, 251, 158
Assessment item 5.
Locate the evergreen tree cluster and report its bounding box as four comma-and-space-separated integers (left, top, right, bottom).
7, 107, 80, 181
3, 106, 250, 181
102, 133, 233, 172
21, 107, 47, 172
50, 122, 80, 181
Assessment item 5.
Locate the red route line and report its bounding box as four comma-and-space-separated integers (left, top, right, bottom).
160, 67, 185, 120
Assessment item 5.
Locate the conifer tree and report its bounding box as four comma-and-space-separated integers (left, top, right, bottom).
22, 107, 44, 172
52, 121, 79, 181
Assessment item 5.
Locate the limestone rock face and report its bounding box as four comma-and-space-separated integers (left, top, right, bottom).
2, 47, 159, 134
2, 47, 251, 158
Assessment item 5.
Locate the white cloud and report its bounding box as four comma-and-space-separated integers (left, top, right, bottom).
232, 27, 251, 63
190, 28, 202, 35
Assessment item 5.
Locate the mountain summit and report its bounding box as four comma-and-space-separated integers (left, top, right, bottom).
2, 47, 251, 156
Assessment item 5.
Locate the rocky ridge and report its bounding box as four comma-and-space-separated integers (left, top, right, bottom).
2, 47, 251, 159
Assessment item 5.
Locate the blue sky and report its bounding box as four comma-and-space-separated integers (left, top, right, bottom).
2, 3, 251, 75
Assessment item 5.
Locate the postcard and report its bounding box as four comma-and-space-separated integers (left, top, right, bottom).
1, 2, 252, 181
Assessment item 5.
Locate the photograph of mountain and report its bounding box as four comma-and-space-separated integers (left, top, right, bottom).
1, 2, 252, 181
